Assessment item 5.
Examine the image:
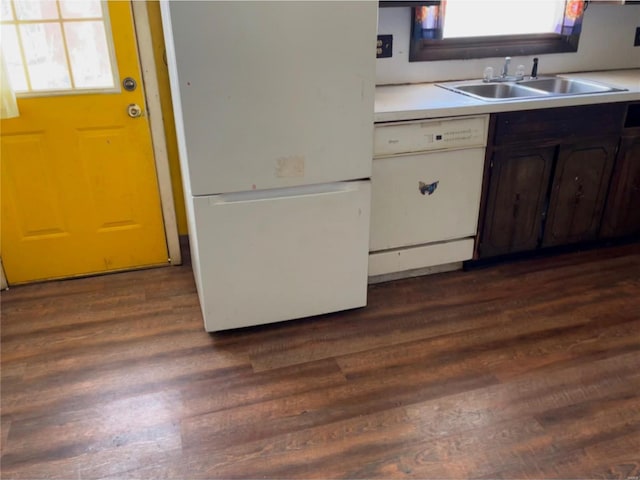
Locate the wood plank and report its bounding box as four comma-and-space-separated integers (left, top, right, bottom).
180, 369, 499, 450
112, 352, 639, 479
181, 358, 348, 417
0, 242, 638, 479
1, 391, 183, 479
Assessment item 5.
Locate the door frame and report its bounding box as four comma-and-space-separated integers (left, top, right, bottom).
1, 259, 7, 290
131, 1, 181, 265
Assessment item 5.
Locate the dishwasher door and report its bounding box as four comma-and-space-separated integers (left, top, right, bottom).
370, 147, 485, 252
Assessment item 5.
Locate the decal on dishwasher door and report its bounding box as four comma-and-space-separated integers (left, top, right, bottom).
419, 180, 439, 195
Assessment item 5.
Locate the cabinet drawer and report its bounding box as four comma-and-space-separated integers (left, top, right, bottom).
374, 116, 488, 157
493, 103, 626, 146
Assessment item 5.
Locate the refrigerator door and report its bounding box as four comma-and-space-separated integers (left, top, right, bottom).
190, 181, 371, 331
162, 1, 377, 196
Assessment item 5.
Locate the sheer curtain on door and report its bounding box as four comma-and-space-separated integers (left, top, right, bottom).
0, 47, 18, 118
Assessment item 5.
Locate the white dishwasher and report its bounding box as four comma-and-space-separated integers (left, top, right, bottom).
369, 115, 489, 281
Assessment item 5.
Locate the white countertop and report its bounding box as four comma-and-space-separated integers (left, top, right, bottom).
375, 69, 640, 123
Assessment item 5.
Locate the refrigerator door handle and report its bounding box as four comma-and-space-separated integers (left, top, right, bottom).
207, 181, 367, 205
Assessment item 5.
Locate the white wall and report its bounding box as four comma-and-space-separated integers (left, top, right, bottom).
377, 3, 640, 85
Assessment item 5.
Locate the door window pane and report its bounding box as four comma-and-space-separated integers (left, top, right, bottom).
60, 0, 102, 19
64, 21, 113, 88
1, 0, 14, 21
20, 23, 71, 90
1, 24, 27, 90
14, 0, 58, 20
0, 0, 117, 94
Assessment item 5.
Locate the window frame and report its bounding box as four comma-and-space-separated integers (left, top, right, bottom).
0, 0, 120, 97
408, 1, 585, 62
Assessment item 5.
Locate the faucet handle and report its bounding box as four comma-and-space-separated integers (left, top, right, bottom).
501, 57, 511, 77
531, 57, 539, 78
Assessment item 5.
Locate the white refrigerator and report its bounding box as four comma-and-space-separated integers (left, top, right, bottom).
161, 1, 378, 331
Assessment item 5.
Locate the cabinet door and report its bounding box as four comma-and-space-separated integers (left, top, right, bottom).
479, 146, 554, 258
600, 135, 640, 238
543, 138, 617, 247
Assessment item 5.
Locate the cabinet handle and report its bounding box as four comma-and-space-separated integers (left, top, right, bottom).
512, 193, 520, 219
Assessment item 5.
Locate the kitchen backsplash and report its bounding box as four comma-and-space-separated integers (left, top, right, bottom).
377, 3, 640, 85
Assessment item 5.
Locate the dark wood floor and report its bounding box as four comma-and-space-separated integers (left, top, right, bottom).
1, 243, 639, 479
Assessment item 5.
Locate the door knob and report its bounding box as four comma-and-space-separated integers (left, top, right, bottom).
127, 104, 143, 118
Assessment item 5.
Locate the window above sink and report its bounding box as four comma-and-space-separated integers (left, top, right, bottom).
409, 0, 587, 62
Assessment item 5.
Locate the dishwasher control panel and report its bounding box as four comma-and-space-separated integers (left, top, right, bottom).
374, 115, 488, 157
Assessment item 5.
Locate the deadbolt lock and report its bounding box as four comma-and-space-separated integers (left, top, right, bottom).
122, 77, 137, 91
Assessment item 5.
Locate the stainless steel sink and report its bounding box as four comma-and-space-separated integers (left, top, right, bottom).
453, 83, 548, 100
436, 76, 626, 102
518, 77, 621, 95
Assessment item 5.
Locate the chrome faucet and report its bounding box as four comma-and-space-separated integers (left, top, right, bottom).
483, 56, 538, 83
501, 57, 511, 78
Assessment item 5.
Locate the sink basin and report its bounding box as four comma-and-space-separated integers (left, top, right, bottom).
436, 76, 626, 102
453, 83, 548, 100
518, 77, 621, 95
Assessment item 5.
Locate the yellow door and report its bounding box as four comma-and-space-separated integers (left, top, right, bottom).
1, 0, 168, 284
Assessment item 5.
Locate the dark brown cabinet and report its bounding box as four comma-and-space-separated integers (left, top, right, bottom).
477, 103, 627, 259
543, 138, 618, 247
480, 146, 553, 257
600, 134, 640, 238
